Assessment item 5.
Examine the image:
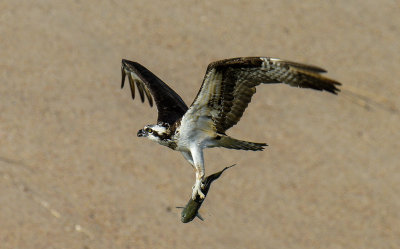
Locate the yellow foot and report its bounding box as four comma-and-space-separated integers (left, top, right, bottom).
192, 181, 205, 200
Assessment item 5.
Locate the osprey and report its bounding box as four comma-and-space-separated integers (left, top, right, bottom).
121, 57, 341, 199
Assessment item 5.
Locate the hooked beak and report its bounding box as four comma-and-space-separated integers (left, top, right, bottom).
137, 129, 146, 137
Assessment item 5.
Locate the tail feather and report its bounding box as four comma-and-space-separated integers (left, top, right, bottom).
218, 136, 267, 151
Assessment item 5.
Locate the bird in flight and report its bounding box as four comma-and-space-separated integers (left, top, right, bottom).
121, 57, 341, 199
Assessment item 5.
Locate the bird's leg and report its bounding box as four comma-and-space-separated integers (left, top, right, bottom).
191, 171, 206, 196
192, 167, 205, 199
190, 147, 205, 200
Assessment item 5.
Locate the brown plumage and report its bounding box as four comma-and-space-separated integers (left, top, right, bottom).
190, 57, 341, 134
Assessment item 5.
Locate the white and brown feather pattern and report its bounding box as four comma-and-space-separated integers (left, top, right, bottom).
188, 57, 341, 134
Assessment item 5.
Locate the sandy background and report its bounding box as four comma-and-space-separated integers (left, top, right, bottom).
1, 0, 399, 248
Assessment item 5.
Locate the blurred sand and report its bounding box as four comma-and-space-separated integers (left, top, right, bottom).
1, 0, 399, 248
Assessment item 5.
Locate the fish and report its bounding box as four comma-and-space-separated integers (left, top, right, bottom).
177, 164, 236, 223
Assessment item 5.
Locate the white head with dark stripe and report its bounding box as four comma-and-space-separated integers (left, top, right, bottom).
137, 124, 169, 143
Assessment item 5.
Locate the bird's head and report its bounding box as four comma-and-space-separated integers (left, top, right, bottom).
137, 124, 169, 142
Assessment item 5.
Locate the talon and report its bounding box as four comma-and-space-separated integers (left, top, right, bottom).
192, 181, 206, 199
198, 189, 205, 199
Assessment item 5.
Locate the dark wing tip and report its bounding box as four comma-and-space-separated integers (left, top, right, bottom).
144, 87, 154, 107
289, 63, 342, 95
121, 59, 156, 107
121, 65, 126, 89
127, 70, 136, 100
285, 59, 342, 95
330, 84, 341, 95
121, 59, 134, 89
135, 80, 145, 103
316, 82, 342, 95
121, 59, 130, 66
323, 78, 342, 95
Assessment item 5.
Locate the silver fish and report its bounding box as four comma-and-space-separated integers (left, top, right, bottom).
177, 164, 236, 223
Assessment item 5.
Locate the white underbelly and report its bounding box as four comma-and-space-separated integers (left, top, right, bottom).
175, 115, 217, 151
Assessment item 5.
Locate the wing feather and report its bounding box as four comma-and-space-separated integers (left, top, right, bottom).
127, 71, 136, 100
121, 59, 188, 125
186, 57, 341, 134
142, 84, 154, 107
134, 75, 146, 103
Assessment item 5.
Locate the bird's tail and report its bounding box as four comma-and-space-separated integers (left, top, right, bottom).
217, 136, 267, 151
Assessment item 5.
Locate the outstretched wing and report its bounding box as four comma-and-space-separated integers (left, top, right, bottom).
121, 59, 188, 125
187, 57, 341, 134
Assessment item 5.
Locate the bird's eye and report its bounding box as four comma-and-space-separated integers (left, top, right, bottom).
145, 128, 153, 133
